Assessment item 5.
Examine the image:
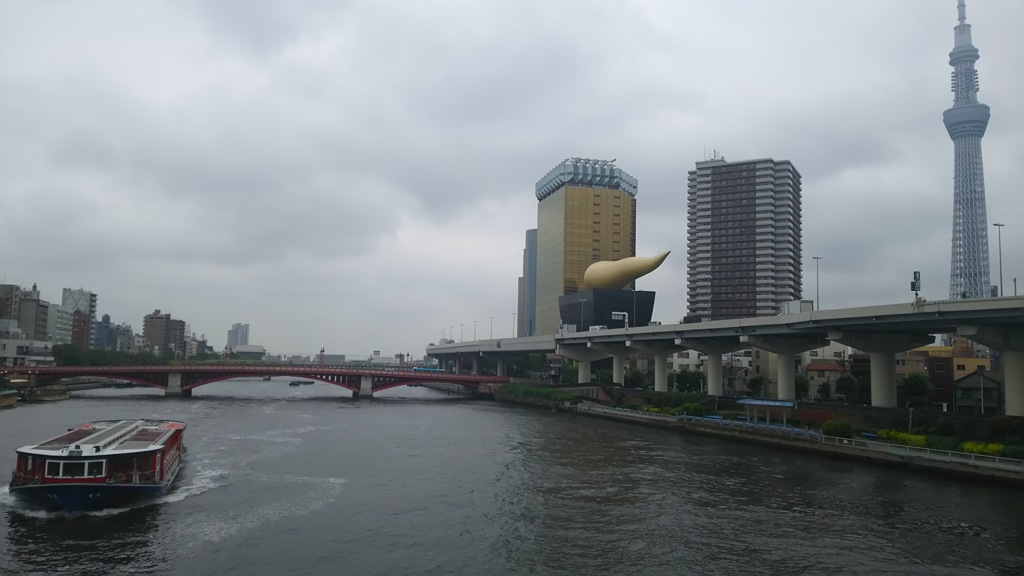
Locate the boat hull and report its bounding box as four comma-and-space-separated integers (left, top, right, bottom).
10, 482, 173, 513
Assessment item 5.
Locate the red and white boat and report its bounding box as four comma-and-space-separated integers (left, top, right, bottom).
9, 419, 186, 512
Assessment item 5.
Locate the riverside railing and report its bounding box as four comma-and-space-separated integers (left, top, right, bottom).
819, 435, 1024, 473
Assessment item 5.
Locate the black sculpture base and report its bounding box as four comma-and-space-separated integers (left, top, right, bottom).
559, 289, 655, 332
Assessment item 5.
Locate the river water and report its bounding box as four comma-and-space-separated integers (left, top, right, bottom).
1, 379, 1022, 575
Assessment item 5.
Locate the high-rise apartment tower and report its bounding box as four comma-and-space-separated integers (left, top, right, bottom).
944, 0, 991, 299
227, 323, 250, 349
686, 156, 802, 320
534, 158, 637, 335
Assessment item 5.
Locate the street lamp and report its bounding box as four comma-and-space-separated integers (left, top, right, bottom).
993, 223, 1004, 297
460, 323, 464, 342
490, 316, 493, 339
812, 256, 822, 310
611, 311, 629, 330
512, 312, 516, 338
473, 320, 477, 341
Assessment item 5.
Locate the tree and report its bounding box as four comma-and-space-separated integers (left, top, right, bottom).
625, 368, 646, 389
795, 374, 810, 400
747, 375, 767, 397
675, 369, 706, 393
595, 368, 614, 385
817, 381, 831, 401
900, 371, 933, 405
560, 362, 578, 384
835, 374, 860, 402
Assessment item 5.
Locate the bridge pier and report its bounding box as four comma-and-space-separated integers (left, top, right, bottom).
164, 372, 192, 398
471, 356, 480, 375
831, 332, 933, 408
353, 375, 374, 399
705, 353, 723, 396
742, 335, 827, 400
958, 326, 1024, 416
496, 358, 507, 377
577, 360, 591, 385
612, 354, 625, 386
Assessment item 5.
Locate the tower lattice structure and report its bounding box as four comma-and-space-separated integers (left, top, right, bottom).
944, 0, 991, 299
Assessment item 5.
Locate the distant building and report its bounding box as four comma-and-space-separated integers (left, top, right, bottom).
515, 229, 538, 337
227, 323, 250, 349
94, 314, 117, 351
62, 288, 98, 349
534, 158, 638, 335
0, 284, 21, 321
70, 310, 90, 349
143, 310, 186, 358
17, 287, 49, 341
232, 344, 266, 360
46, 305, 73, 345
954, 370, 1002, 414
686, 156, 802, 320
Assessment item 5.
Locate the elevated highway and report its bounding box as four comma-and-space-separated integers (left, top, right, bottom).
427, 296, 1024, 414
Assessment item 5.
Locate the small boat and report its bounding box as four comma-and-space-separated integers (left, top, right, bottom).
262, 376, 272, 381
9, 419, 187, 513
289, 380, 313, 386
20, 385, 70, 402
0, 388, 18, 408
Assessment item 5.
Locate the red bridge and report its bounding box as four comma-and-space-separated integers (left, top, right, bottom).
0, 365, 509, 398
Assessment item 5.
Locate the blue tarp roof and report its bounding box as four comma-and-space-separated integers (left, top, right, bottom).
736, 398, 796, 408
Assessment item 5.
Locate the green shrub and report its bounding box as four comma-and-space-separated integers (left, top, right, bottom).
926, 435, 962, 451
934, 419, 957, 437
1004, 445, 1024, 460
960, 441, 1005, 456
822, 420, 854, 438
878, 429, 928, 447
650, 391, 671, 408
986, 416, 1014, 441
495, 384, 574, 402
1004, 436, 1024, 447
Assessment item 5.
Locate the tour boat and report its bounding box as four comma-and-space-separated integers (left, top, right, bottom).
9, 419, 187, 513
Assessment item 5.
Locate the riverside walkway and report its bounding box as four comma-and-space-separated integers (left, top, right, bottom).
566, 402, 1024, 482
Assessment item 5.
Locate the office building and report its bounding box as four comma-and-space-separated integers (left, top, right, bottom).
686, 156, 802, 320
534, 158, 637, 335
62, 288, 98, 349
515, 229, 538, 337
143, 310, 186, 358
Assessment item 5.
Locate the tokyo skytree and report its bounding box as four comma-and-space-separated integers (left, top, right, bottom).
944, 0, 991, 299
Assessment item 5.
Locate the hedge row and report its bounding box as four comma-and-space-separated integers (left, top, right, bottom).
878, 429, 928, 448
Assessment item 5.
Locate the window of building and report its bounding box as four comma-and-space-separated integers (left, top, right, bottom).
956, 364, 966, 371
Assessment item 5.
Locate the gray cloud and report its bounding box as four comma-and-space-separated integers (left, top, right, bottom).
1, 0, 1022, 356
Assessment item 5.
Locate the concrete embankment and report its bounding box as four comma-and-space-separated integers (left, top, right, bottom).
496, 396, 1024, 486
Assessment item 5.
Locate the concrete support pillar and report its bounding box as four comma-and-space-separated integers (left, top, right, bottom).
869, 352, 897, 408
164, 372, 192, 398
454, 356, 462, 375
612, 354, 625, 385
357, 375, 374, 399
705, 354, 723, 396
776, 357, 795, 400
1003, 350, 1024, 417
471, 356, 479, 375
496, 358, 507, 378
654, 354, 668, 393
577, 360, 591, 385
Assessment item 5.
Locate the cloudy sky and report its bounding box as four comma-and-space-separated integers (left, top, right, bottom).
1, 1, 1022, 358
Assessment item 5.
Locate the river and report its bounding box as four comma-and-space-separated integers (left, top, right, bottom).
1, 379, 1022, 575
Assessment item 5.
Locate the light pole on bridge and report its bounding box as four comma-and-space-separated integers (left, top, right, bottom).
473, 320, 477, 341
512, 312, 516, 338
490, 316, 493, 339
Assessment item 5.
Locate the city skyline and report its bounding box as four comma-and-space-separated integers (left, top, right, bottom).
0, 1, 1021, 355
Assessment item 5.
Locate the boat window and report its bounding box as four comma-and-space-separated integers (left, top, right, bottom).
62, 462, 86, 478
87, 461, 105, 477
46, 461, 60, 477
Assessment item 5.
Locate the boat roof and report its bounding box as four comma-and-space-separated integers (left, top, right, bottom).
17, 419, 186, 457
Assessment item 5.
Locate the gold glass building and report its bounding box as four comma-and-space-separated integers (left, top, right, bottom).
534, 158, 637, 335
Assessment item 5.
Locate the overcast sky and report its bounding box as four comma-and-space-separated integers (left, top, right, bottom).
1, 1, 1021, 358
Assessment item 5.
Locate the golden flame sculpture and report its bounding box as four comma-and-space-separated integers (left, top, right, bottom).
582, 251, 670, 290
